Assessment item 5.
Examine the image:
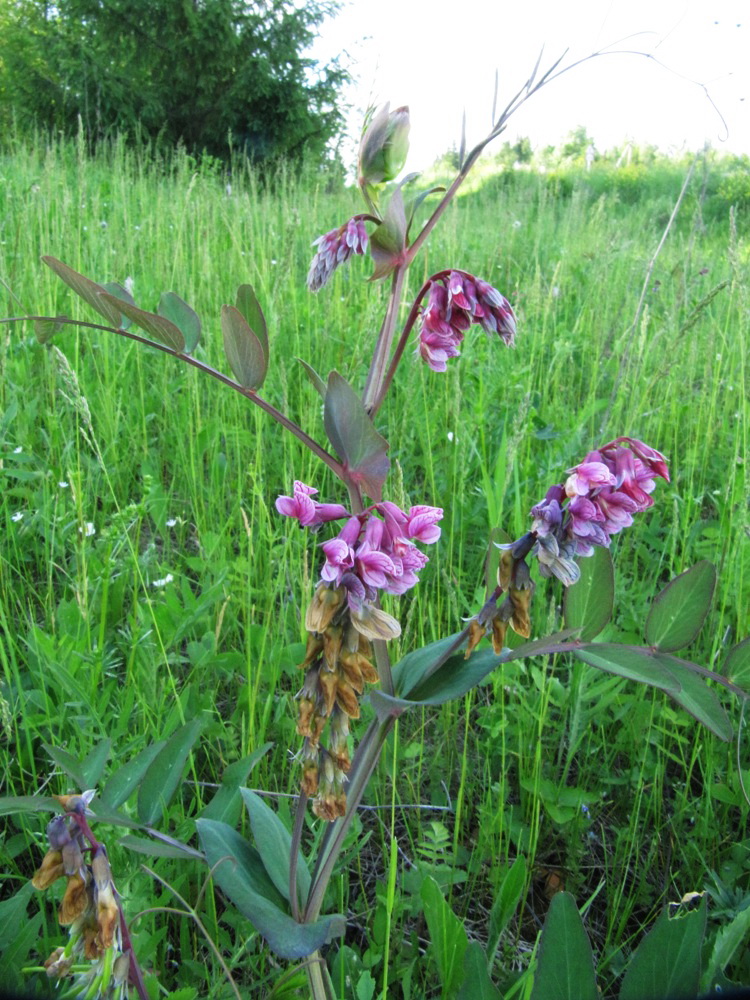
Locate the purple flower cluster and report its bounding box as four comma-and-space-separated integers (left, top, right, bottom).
529, 437, 670, 585
277, 483, 443, 612
418, 271, 516, 372
307, 218, 369, 292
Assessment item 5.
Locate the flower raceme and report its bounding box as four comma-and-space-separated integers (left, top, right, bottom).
307, 217, 369, 292
276, 485, 443, 625
418, 271, 516, 372
276, 484, 442, 819
528, 437, 670, 585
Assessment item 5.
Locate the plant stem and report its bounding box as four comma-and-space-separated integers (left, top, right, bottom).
3, 316, 346, 480
361, 266, 406, 412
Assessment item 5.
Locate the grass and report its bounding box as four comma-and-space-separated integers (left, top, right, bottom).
0, 132, 748, 998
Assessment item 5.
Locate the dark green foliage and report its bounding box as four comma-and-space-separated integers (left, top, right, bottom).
0, 0, 347, 165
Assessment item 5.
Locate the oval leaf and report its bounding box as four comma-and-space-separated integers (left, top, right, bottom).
42, 255, 126, 327
240, 788, 311, 906
100, 282, 135, 330
724, 637, 750, 691
324, 371, 389, 499
221, 304, 267, 389
118, 834, 200, 860
421, 876, 469, 996
530, 892, 598, 1000
0, 795, 60, 816
563, 546, 614, 641
655, 654, 733, 741
34, 315, 67, 344
645, 561, 716, 652
297, 358, 327, 399
137, 718, 202, 826
574, 644, 681, 694
98, 291, 185, 351
457, 941, 503, 1000
201, 743, 273, 827
158, 292, 201, 353
196, 819, 345, 960
487, 855, 527, 966
236, 284, 268, 367
619, 898, 706, 1000
100, 740, 166, 810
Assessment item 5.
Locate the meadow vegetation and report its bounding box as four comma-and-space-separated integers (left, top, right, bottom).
0, 131, 748, 997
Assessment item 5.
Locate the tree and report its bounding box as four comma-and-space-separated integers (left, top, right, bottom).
0, 0, 348, 165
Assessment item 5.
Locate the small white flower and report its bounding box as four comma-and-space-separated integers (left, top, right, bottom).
13, 446, 22, 454
552, 286, 561, 298
225, 183, 233, 197
512, 220, 522, 229
716, 353, 722, 361
152, 573, 174, 589
165, 518, 177, 527
11, 511, 23, 522
447, 431, 454, 443
134, 225, 141, 231
59, 481, 69, 489
100, 220, 108, 229
79, 522, 96, 537
271, 259, 278, 265
124, 277, 135, 297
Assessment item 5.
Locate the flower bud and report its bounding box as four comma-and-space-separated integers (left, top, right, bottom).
359, 105, 411, 187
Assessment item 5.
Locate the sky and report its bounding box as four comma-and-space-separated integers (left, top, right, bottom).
309, 0, 748, 171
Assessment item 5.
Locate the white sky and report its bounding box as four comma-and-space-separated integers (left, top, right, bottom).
310, 0, 748, 170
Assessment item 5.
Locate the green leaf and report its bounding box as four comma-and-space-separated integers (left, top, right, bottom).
644, 561, 716, 652
81, 738, 111, 787
33, 315, 67, 344
421, 875, 469, 997
0, 911, 43, 991
457, 941, 502, 1000
564, 546, 614, 641
221, 304, 267, 389
235, 284, 268, 367
118, 833, 201, 860
297, 358, 327, 399
324, 371, 390, 499
41, 255, 127, 327
654, 654, 733, 741
530, 892, 598, 1000
99, 291, 186, 351
201, 743, 273, 827
407, 185, 445, 240
700, 902, 750, 991
100, 281, 135, 330
240, 788, 311, 906
371, 646, 505, 720
619, 897, 706, 1000
42, 742, 86, 788
158, 292, 201, 353
99, 740, 166, 810
487, 855, 527, 965
369, 189, 407, 280
503, 630, 581, 662
724, 637, 750, 690
137, 718, 202, 825
574, 644, 681, 694
0, 883, 35, 951
196, 819, 346, 960
393, 633, 464, 699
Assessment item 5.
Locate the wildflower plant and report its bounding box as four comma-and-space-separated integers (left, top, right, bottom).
2, 50, 749, 1000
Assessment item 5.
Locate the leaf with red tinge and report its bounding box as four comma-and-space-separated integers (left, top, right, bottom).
34, 316, 67, 344
101, 283, 135, 330
369, 189, 407, 281
298, 358, 327, 399
98, 292, 185, 351
42, 255, 128, 327
645, 560, 716, 652
158, 292, 200, 353
235, 284, 268, 367
324, 371, 389, 498
221, 304, 267, 390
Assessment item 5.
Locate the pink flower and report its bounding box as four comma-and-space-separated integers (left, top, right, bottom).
527, 438, 669, 584
417, 272, 516, 371
307, 218, 369, 292
275, 481, 349, 527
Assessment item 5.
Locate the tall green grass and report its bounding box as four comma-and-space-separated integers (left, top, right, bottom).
0, 135, 748, 997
